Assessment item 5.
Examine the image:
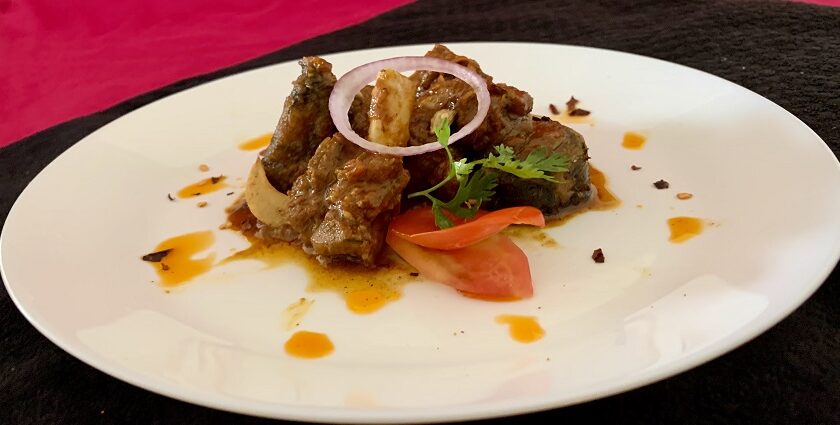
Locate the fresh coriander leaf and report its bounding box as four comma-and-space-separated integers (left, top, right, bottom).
443, 169, 498, 219
432, 202, 454, 229
453, 158, 474, 180
480, 145, 568, 182
524, 148, 569, 173
408, 117, 567, 229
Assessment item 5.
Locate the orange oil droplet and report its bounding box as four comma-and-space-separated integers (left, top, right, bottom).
346, 289, 396, 314
238, 133, 273, 151
668, 216, 704, 243
622, 131, 646, 150
460, 291, 522, 302
589, 166, 619, 206
284, 331, 334, 358
147, 231, 215, 286
495, 315, 545, 343
177, 176, 227, 198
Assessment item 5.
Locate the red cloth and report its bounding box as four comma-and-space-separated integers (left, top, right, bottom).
0, 0, 412, 147
1, 0, 836, 147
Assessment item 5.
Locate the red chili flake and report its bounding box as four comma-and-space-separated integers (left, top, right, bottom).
210, 175, 224, 184
549, 103, 560, 114
569, 108, 591, 116
653, 179, 670, 189
566, 96, 579, 111
631, 165, 642, 171
592, 248, 605, 263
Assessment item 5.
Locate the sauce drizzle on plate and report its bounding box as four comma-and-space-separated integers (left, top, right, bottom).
177, 176, 228, 198
668, 216, 704, 243
495, 315, 545, 343
284, 331, 334, 358
147, 231, 216, 286
223, 202, 415, 314
622, 131, 646, 150
238, 133, 273, 151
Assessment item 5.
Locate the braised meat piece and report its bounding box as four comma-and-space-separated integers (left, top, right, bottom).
489, 117, 592, 217
405, 44, 592, 217
287, 135, 409, 265
349, 85, 373, 138
277, 67, 414, 266
409, 44, 534, 154
405, 44, 535, 196
261, 57, 337, 192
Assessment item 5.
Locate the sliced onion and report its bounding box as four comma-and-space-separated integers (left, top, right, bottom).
328, 56, 490, 156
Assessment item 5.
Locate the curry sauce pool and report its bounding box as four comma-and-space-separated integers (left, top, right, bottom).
223, 202, 417, 314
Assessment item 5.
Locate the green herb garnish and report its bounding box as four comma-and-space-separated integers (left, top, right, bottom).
407, 118, 569, 229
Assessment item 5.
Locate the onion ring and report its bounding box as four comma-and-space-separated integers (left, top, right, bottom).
328, 56, 490, 156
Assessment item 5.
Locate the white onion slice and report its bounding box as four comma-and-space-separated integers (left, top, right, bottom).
328, 56, 490, 156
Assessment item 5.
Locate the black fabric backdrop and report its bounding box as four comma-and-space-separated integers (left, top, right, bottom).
1, 1, 838, 423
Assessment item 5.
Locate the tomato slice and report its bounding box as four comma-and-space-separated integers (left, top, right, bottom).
386, 230, 533, 298
389, 206, 545, 250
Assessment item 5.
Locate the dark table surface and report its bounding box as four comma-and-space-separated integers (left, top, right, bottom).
1, 1, 838, 423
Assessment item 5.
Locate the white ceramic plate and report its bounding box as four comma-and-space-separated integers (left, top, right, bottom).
2, 43, 839, 423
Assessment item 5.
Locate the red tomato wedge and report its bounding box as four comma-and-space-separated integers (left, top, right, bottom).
386, 230, 533, 298
389, 206, 545, 250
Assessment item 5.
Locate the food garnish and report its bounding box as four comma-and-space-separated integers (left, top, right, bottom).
386, 230, 533, 298
389, 206, 544, 250
565, 96, 590, 116
328, 56, 491, 156
677, 192, 693, 200
407, 118, 567, 229
631, 165, 642, 170
591, 248, 605, 263
653, 179, 670, 189
141, 249, 172, 262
